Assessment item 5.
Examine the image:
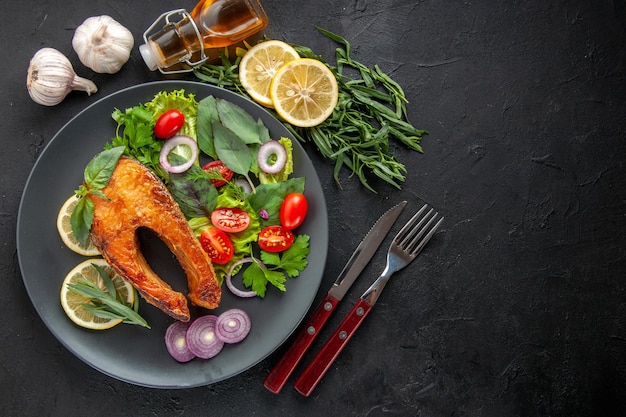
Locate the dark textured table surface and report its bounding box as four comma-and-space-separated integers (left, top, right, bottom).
3, 0, 626, 416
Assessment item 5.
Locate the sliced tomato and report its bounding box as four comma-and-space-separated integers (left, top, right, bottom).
202, 160, 234, 187
280, 192, 308, 230
154, 109, 185, 139
258, 225, 294, 253
199, 227, 234, 264
211, 207, 251, 233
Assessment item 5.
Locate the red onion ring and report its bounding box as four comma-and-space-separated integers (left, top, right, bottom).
159, 134, 198, 173
234, 178, 253, 195
225, 257, 265, 298
257, 140, 287, 174
164, 321, 196, 363
185, 315, 224, 359
215, 309, 251, 344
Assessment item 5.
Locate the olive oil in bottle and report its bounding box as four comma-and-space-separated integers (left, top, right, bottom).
140, 0, 268, 72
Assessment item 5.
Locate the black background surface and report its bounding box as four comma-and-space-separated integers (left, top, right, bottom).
3, 0, 626, 416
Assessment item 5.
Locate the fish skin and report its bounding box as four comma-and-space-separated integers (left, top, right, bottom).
88, 157, 221, 322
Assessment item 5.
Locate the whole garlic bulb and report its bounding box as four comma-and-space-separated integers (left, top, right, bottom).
72, 15, 134, 74
27, 47, 98, 106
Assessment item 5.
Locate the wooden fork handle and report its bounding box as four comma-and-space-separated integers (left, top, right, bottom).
294, 298, 373, 397
263, 293, 340, 394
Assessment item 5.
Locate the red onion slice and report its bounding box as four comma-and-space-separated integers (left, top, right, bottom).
159, 134, 198, 173
257, 140, 287, 174
225, 257, 264, 298
215, 309, 251, 344
234, 178, 253, 195
185, 315, 224, 359
164, 321, 196, 363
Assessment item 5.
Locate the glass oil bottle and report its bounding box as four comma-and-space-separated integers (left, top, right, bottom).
140, 0, 268, 73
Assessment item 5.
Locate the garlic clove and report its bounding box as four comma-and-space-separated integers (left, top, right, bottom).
72, 15, 134, 74
27, 47, 97, 106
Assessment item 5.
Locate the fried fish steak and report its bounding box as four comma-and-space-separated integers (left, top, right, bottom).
88, 157, 221, 322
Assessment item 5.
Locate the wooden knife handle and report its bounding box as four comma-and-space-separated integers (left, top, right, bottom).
294, 298, 373, 397
263, 293, 340, 394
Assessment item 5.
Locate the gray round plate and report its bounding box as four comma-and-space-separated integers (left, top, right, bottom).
16, 81, 328, 389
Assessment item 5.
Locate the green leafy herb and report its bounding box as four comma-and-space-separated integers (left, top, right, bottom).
242, 262, 285, 297
197, 96, 268, 163
216, 98, 265, 145
242, 235, 310, 297
261, 234, 310, 277
109, 105, 166, 180
247, 177, 305, 226
67, 263, 150, 328
213, 120, 256, 191
291, 28, 427, 191
212, 186, 262, 281
72, 146, 125, 246
193, 28, 427, 192
168, 155, 219, 218
193, 49, 248, 93
197, 95, 219, 159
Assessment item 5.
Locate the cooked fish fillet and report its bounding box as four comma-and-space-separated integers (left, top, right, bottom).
88, 157, 221, 322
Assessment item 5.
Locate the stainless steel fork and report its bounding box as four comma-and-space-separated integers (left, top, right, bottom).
294, 204, 443, 396
361, 204, 444, 306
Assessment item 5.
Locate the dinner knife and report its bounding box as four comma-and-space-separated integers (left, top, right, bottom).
263, 200, 407, 394
294, 205, 443, 397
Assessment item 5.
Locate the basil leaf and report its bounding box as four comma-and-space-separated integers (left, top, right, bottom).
84, 146, 125, 190
168, 159, 218, 218
247, 177, 305, 226
197, 95, 219, 159
70, 197, 94, 247
257, 118, 270, 143
213, 121, 252, 175
216, 98, 262, 145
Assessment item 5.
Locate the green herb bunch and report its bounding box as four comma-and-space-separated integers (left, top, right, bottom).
67, 263, 150, 328
193, 27, 427, 192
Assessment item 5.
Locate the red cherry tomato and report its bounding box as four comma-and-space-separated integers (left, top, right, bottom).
199, 227, 234, 264
211, 207, 251, 233
154, 109, 185, 139
280, 193, 308, 230
202, 160, 234, 187
258, 226, 295, 253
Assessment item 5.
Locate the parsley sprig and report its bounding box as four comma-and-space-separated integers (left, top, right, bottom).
242, 235, 311, 297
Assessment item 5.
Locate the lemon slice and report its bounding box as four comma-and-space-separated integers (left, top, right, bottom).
239, 40, 300, 107
56, 194, 100, 256
270, 58, 339, 128
60, 259, 134, 330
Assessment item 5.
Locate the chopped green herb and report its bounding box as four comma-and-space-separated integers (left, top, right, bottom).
239, 234, 309, 297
